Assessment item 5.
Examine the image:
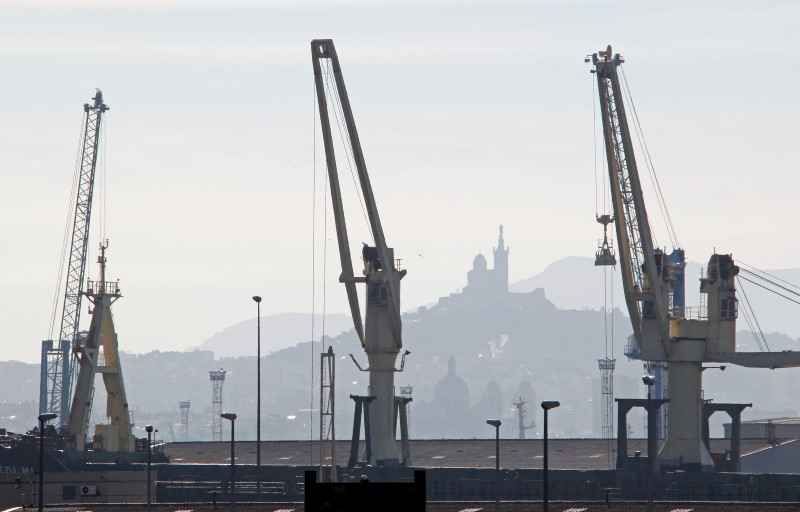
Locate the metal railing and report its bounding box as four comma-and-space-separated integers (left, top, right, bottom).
86, 279, 121, 296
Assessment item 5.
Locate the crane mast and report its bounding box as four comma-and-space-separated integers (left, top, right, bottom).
312, 39, 407, 465
64, 242, 134, 452
40, 90, 109, 427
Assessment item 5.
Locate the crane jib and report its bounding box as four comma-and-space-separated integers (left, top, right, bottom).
41, 90, 109, 427
593, 50, 670, 354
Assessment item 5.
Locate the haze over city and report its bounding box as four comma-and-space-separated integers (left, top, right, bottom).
2, 0, 799, 363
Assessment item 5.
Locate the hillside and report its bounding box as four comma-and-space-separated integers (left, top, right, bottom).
3, 256, 800, 441
190, 312, 351, 357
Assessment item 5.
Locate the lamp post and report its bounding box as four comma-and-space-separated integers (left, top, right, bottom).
486, 419, 501, 512
252, 295, 262, 498
540, 401, 560, 512
221, 413, 237, 512
145, 425, 153, 512
642, 375, 655, 512
37, 412, 56, 512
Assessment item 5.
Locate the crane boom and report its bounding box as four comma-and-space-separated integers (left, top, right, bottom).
311, 41, 403, 348
40, 90, 109, 427
312, 39, 407, 465
592, 48, 671, 357
311, 44, 364, 346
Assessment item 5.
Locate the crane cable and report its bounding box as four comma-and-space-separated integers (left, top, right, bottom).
310, 80, 318, 450
619, 67, 680, 251
592, 74, 616, 360
735, 260, 800, 351
593, 75, 599, 216
312, 72, 336, 458
322, 59, 375, 244
735, 276, 770, 352
593, 73, 616, 467
737, 262, 800, 301
99, 114, 109, 243
737, 273, 800, 306
738, 261, 800, 292
47, 111, 91, 341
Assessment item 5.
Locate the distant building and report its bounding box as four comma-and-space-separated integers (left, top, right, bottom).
429, 355, 472, 438
472, 378, 504, 423
465, 225, 509, 295
725, 417, 800, 441
436, 225, 550, 313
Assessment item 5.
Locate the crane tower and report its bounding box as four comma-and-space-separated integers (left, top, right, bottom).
63, 241, 134, 452
312, 39, 410, 466
40, 90, 109, 427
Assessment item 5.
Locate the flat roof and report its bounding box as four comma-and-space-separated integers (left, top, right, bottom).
162, 438, 777, 470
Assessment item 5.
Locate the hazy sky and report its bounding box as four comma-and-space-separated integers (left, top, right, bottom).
2, 0, 799, 363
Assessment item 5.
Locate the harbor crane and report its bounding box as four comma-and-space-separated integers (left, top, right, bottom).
40, 90, 108, 428
590, 46, 800, 471
64, 242, 134, 452
312, 39, 409, 466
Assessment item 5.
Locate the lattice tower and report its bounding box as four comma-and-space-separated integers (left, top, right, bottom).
598, 357, 616, 439
319, 347, 336, 481
180, 400, 191, 442
209, 370, 226, 441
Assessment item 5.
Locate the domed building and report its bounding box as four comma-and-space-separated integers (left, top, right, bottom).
465, 225, 509, 295
429, 355, 473, 438
472, 378, 504, 422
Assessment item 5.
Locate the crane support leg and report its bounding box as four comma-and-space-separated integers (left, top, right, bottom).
658, 361, 713, 471
368, 352, 401, 465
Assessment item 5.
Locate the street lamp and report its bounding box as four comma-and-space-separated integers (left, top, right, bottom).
642, 375, 655, 512
252, 295, 262, 498
145, 425, 153, 512
37, 413, 57, 512
702, 365, 726, 372
221, 412, 237, 512
486, 419, 502, 512
540, 401, 560, 512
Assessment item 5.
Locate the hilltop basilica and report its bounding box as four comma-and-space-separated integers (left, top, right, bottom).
435, 225, 549, 311
465, 225, 509, 295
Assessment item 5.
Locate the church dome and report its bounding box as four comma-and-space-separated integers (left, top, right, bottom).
472, 253, 488, 271
433, 355, 470, 409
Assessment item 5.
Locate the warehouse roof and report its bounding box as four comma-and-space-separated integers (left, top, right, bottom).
162, 438, 777, 470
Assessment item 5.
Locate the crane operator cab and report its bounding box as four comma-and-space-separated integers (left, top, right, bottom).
364, 243, 389, 306
701, 254, 739, 321
362, 243, 406, 307
362, 243, 382, 272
